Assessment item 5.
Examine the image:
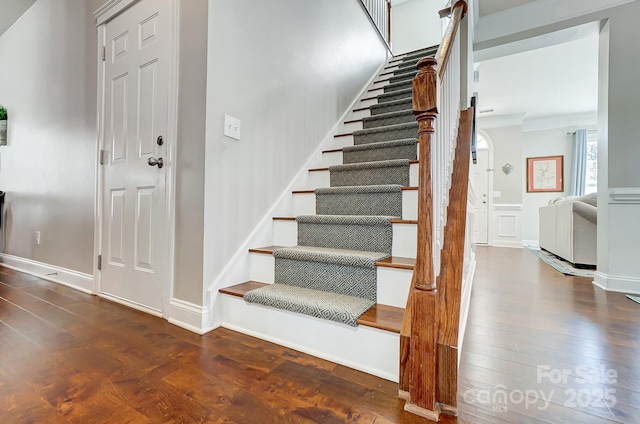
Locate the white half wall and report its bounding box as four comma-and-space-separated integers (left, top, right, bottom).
490, 204, 522, 248
203, 0, 389, 313
391, 0, 445, 54
594, 188, 640, 294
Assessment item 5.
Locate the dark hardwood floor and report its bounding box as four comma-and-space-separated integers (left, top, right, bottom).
0, 246, 638, 423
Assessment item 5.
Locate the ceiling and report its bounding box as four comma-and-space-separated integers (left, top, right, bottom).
471, 0, 601, 131
0, 0, 37, 37
477, 0, 537, 16
473, 23, 599, 131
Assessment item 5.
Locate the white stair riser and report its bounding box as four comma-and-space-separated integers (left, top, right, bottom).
220, 295, 400, 382
339, 121, 363, 133
368, 87, 384, 97
272, 220, 417, 259
377, 267, 412, 308
249, 252, 412, 308
360, 98, 378, 108
321, 150, 343, 167
307, 163, 418, 189
292, 190, 418, 220
372, 79, 390, 89
349, 108, 371, 121
327, 135, 354, 150
250, 253, 275, 284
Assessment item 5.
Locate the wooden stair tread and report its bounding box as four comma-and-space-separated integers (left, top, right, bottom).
310, 161, 418, 172
249, 246, 415, 270
357, 304, 404, 333
274, 216, 416, 225
322, 141, 417, 155
375, 256, 415, 270
322, 147, 343, 154
353, 106, 369, 112
293, 186, 417, 194
344, 118, 363, 124
248, 245, 286, 254
219, 281, 268, 297
220, 282, 404, 333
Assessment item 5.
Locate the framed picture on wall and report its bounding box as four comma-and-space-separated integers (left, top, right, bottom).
526, 155, 564, 192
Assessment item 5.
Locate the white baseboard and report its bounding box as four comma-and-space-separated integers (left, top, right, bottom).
98, 292, 164, 317
0, 253, 93, 294
593, 271, 640, 295
167, 297, 213, 334
490, 240, 523, 249
523, 240, 539, 248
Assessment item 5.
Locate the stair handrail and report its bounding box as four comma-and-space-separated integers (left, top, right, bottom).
435, 1, 467, 80
399, 1, 467, 420
359, 0, 392, 47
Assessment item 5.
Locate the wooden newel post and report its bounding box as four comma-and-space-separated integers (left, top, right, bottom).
412, 57, 438, 291
399, 56, 441, 421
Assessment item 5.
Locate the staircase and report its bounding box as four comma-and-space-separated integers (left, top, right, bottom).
217, 46, 438, 382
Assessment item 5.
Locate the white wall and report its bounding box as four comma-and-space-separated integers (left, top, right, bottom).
0, 0, 103, 275
203, 0, 388, 292
482, 125, 523, 204
521, 127, 576, 244
391, 0, 444, 54
173, 0, 208, 304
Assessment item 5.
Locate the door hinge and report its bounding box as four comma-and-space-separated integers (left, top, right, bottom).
102, 46, 106, 61
97, 255, 102, 271
99, 149, 106, 165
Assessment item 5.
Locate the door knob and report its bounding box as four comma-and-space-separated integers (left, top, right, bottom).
147, 157, 164, 169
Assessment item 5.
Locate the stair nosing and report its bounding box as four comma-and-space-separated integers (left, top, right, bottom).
309, 160, 417, 172
293, 186, 417, 194
219, 282, 403, 333
273, 216, 417, 225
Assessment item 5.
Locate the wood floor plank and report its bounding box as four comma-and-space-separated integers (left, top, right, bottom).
1, 246, 639, 423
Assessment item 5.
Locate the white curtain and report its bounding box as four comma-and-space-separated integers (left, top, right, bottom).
570, 129, 587, 196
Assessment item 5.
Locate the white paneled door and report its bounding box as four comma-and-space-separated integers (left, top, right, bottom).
100, 0, 171, 313
473, 149, 489, 244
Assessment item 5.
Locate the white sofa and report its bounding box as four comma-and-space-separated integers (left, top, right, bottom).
539, 194, 597, 267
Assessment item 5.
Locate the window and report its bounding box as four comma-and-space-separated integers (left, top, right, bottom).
585, 132, 598, 194
477, 133, 489, 150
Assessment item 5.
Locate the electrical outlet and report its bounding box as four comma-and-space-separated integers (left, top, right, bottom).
223, 114, 241, 140
35, 231, 41, 245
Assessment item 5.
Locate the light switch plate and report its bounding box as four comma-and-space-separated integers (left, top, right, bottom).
224, 114, 241, 140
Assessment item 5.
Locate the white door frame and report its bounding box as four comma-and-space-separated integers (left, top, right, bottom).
93, 0, 179, 317
476, 129, 495, 245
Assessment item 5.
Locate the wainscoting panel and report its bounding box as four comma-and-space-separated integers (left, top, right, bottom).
594, 188, 640, 294
490, 204, 522, 248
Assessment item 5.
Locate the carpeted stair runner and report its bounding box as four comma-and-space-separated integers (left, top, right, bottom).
389, 72, 416, 85
343, 139, 416, 164
353, 122, 418, 145
362, 110, 415, 129
377, 87, 413, 104
244, 48, 435, 326
243, 284, 375, 327
382, 79, 413, 93
330, 159, 411, 187
315, 184, 403, 217
273, 246, 388, 300
297, 214, 394, 253
370, 98, 412, 115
